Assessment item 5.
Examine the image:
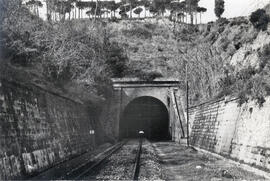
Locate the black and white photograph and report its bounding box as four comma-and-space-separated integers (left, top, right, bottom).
0, 0, 270, 180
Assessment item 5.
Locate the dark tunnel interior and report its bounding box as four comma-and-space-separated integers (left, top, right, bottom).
119, 96, 171, 140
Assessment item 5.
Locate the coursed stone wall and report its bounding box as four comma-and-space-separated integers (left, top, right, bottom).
0, 80, 96, 179
188, 97, 270, 172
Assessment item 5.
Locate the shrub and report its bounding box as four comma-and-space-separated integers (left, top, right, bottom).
130, 70, 163, 81
258, 44, 270, 70
0, 2, 130, 98
122, 26, 152, 39
109, 17, 119, 23
216, 17, 229, 26
250, 9, 270, 31
229, 18, 249, 26
0, 1, 44, 64
143, 23, 157, 31
230, 66, 270, 107
105, 42, 128, 78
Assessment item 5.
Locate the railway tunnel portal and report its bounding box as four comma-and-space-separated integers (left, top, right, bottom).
120, 96, 169, 140
111, 78, 187, 142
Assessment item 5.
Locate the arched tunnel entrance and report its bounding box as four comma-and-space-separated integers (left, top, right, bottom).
120, 96, 171, 140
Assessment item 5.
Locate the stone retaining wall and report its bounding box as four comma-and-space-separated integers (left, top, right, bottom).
188, 97, 270, 172
0, 80, 96, 179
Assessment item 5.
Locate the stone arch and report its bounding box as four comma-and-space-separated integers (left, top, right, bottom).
119, 96, 171, 140
120, 87, 169, 111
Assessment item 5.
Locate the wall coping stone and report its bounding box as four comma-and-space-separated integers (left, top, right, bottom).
188, 96, 240, 110
1, 78, 84, 105
112, 78, 180, 88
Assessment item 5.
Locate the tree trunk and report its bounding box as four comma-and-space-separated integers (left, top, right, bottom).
188, 0, 193, 25
130, 4, 132, 18
145, 7, 146, 18
37, 5, 39, 17
182, 15, 184, 23
190, 12, 193, 24
34, 5, 36, 17
173, 17, 176, 31
94, 0, 98, 21
195, 12, 197, 25
74, 7, 76, 19
46, 0, 50, 21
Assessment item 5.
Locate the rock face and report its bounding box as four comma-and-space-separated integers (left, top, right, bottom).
0, 79, 97, 180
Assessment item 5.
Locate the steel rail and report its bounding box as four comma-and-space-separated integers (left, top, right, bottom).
61, 140, 127, 180
132, 138, 143, 180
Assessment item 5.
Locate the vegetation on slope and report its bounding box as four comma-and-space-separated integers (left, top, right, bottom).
108, 13, 270, 106
2, 0, 270, 107
0, 1, 129, 101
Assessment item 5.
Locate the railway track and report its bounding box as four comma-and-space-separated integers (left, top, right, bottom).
61, 138, 143, 180
132, 138, 143, 180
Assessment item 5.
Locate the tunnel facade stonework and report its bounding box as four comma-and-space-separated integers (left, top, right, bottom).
104, 78, 187, 142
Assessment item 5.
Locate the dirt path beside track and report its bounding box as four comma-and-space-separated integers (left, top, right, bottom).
153, 141, 266, 181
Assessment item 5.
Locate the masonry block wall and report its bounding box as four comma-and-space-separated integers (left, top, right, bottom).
188, 97, 270, 172
0, 80, 96, 180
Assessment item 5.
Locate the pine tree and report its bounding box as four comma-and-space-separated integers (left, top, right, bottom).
214, 0, 224, 19
186, 0, 199, 24
140, 0, 150, 18
151, 0, 171, 17
25, 0, 43, 17
134, 7, 143, 18
197, 7, 207, 24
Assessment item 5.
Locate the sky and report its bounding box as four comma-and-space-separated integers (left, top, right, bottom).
35, 0, 270, 23
199, 0, 270, 23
